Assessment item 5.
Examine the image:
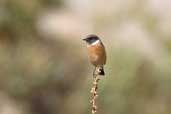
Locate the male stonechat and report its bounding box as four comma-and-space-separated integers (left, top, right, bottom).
83, 34, 107, 76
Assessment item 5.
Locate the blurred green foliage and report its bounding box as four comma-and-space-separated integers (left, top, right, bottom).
0, 0, 171, 114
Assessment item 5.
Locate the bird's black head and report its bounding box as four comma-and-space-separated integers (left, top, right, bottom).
83, 34, 100, 44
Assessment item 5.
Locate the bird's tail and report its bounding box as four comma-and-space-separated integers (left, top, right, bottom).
97, 66, 105, 76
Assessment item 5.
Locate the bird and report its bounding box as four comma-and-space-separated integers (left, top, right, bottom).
83, 34, 106, 76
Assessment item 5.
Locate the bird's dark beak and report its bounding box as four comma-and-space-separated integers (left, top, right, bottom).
82, 38, 87, 41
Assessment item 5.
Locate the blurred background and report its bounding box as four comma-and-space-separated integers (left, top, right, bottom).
0, 0, 171, 114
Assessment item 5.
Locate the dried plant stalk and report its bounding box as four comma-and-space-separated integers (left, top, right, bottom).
90, 73, 100, 114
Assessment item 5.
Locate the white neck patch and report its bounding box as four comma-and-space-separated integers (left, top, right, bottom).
91, 40, 100, 46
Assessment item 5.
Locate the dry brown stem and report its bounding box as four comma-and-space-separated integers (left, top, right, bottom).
90, 74, 100, 114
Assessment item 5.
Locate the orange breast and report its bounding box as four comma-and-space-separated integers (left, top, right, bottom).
87, 42, 106, 66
